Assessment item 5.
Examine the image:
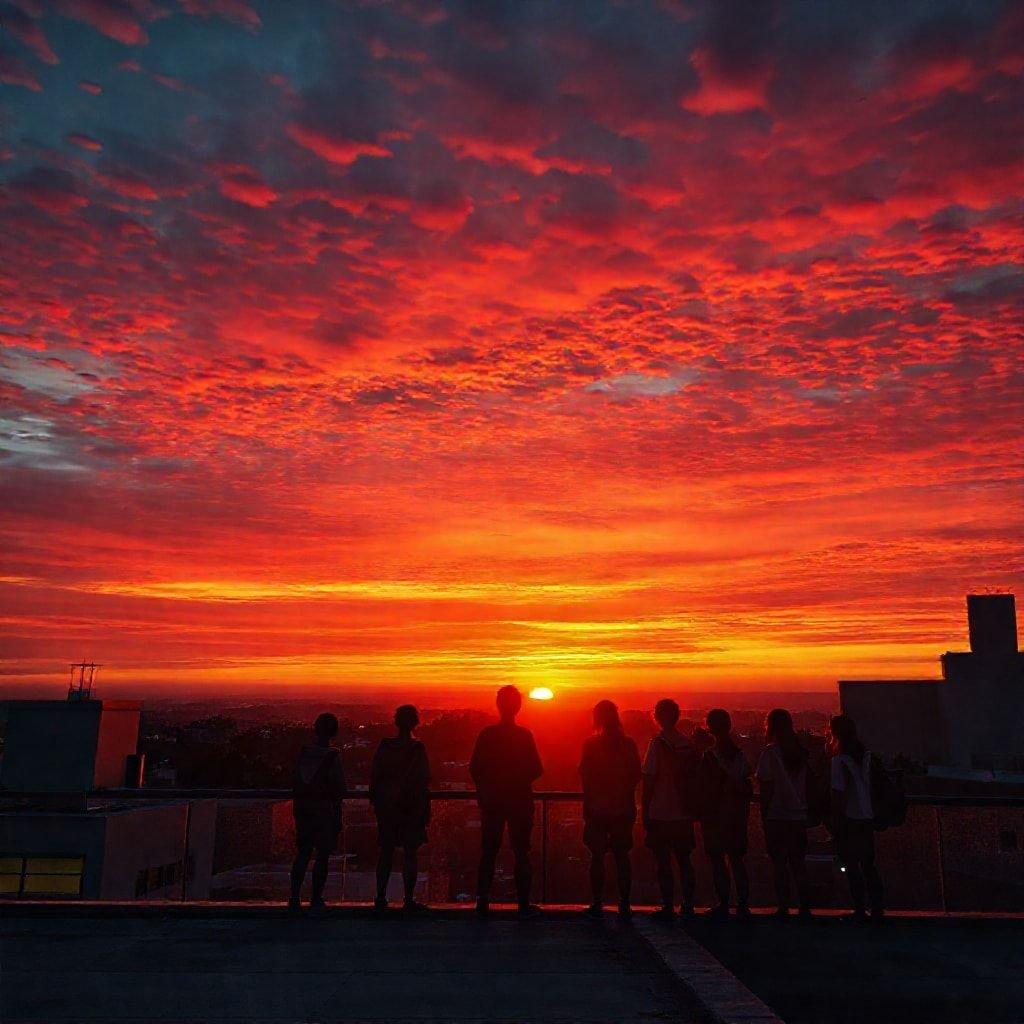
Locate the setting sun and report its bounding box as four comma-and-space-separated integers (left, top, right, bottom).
529, 687, 555, 701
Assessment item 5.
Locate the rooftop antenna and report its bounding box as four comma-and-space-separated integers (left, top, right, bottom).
67, 661, 101, 701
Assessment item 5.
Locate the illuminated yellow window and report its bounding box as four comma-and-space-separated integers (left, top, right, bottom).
25, 857, 84, 875
23, 873, 82, 895
0, 855, 84, 898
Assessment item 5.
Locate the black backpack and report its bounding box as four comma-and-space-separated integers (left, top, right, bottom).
870, 755, 907, 832
294, 748, 341, 804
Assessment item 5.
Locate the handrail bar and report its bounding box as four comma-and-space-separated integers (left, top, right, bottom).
2, 788, 1023, 807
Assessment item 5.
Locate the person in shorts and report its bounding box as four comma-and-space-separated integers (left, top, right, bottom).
642, 698, 699, 920
370, 704, 431, 913
289, 713, 346, 916
756, 708, 811, 920
579, 699, 642, 918
828, 714, 884, 922
699, 708, 753, 921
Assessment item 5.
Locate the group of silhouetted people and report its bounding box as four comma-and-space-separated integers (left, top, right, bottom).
290, 686, 890, 923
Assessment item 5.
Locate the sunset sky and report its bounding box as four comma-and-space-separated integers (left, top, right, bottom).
1, 0, 1022, 699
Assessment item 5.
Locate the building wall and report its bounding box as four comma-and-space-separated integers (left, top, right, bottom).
838, 680, 946, 763
93, 702, 142, 788
0, 702, 103, 792
941, 653, 1024, 769
100, 800, 216, 900
0, 812, 107, 897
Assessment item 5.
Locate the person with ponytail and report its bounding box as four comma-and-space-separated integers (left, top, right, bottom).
756, 708, 812, 920
579, 700, 642, 918
828, 714, 884, 922
699, 709, 753, 921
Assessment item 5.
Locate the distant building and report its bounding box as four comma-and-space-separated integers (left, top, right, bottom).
0, 697, 215, 900
840, 595, 1024, 770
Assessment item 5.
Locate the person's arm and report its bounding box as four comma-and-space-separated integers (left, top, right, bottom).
527, 732, 543, 782
641, 740, 656, 827
368, 744, 383, 804
329, 749, 346, 803
578, 741, 591, 788
756, 750, 772, 821
829, 757, 845, 834
469, 732, 482, 784
418, 744, 431, 787
741, 754, 754, 800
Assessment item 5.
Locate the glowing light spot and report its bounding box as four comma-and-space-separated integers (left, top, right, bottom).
529, 687, 554, 701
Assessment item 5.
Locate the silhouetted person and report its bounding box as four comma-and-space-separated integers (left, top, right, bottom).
828, 714, 884, 922
470, 685, 543, 919
579, 699, 642, 918
699, 709, 752, 922
370, 704, 431, 914
289, 712, 345, 916
756, 708, 811, 920
642, 698, 698, 920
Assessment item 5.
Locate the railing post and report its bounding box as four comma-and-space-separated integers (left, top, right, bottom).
541, 796, 548, 904
180, 800, 192, 901
934, 805, 948, 913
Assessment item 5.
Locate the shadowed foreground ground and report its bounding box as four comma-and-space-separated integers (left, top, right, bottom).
686, 913, 1024, 1024
0, 910, 705, 1023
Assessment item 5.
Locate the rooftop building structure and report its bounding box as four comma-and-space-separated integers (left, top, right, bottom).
840, 595, 1024, 770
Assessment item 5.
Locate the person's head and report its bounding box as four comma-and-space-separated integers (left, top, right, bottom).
496, 685, 522, 721
828, 714, 863, 757
706, 708, 732, 738
395, 704, 419, 734
766, 707, 806, 771
313, 712, 339, 743
593, 699, 621, 734
654, 698, 680, 730
765, 707, 793, 744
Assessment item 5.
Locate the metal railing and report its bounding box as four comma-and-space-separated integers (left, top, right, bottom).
4, 788, 1023, 910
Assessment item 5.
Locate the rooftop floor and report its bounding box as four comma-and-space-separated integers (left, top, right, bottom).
1, 908, 705, 1024
686, 912, 1024, 1024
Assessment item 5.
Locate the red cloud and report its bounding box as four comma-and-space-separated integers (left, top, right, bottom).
681, 47, 770, 114
0, 49, 41, 90
58, 0, 149, 46
287, 124, 391, 165
215, 165, 277, 207
67, 133, 103, 152
2, 9, 59, 65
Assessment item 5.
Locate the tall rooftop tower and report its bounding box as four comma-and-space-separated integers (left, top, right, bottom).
966, 594, 1017, 658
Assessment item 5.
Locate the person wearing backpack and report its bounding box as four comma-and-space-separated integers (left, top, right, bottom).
642, 698, 699, 920
827, 714, 884, 923
289, 712, 346, 916
579, 700, 642, 918
370, 704, 432, 913
699, 709, 753, 922
756, 708, 812, 920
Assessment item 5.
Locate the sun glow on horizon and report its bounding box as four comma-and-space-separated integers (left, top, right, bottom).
529, 687, 555, 701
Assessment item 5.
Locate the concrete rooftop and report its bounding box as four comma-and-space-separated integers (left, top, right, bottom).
687, 912, 1024, 1024
1, 909, 706, 1024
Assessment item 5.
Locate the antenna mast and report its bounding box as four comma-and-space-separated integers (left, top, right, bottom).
67, 661, 101, 701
